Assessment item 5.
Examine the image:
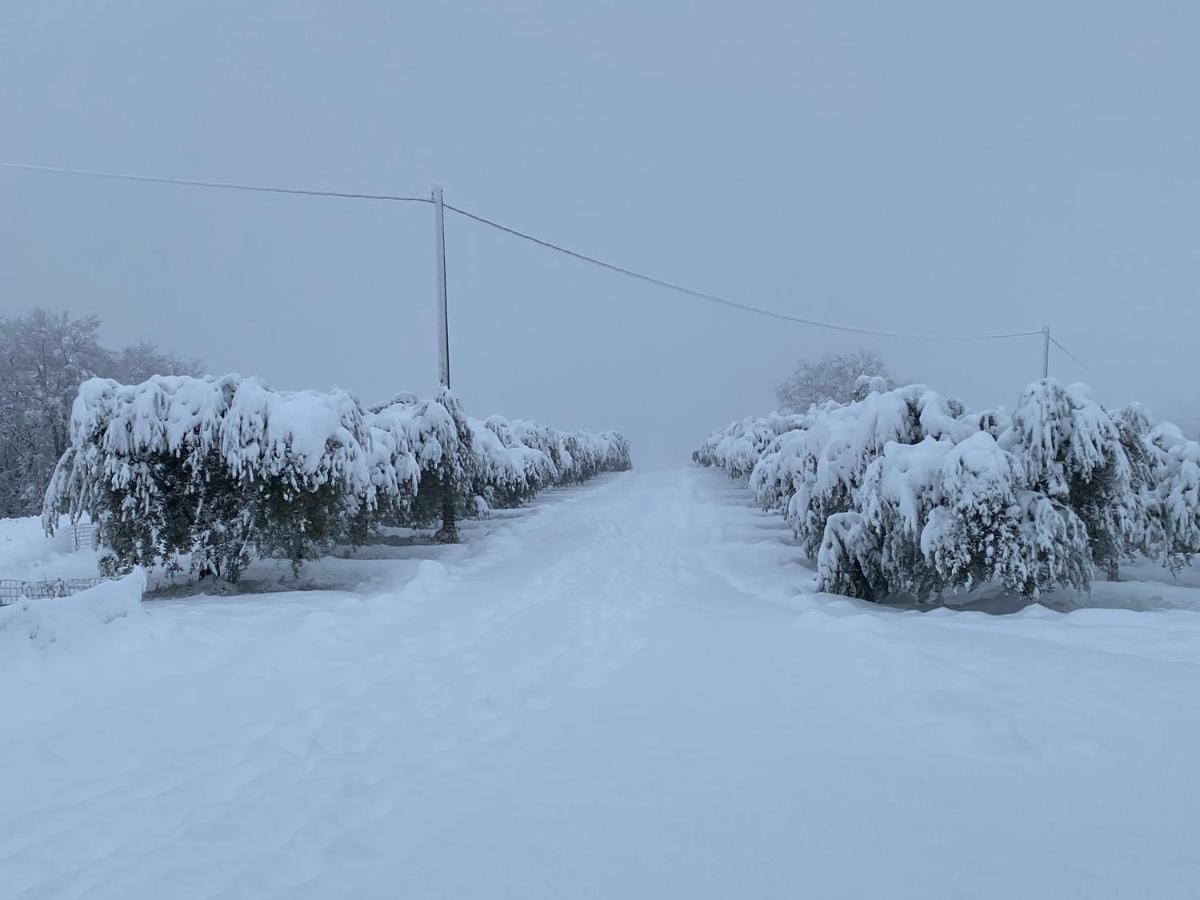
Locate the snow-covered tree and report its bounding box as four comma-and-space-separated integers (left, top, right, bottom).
1145, 423, 1200, 571
706, 376, 1199, 605
220, 379, 375, 572
1003, 379, 1138, 580
816, 511, 884, 600
1012, 490, 1093, 596
748, 424, 814, 515
774, 350, 894, 414
45, 374, 633, 582
693, 413, 805, 479
367, 388, 474, 541
43, 375, 376, 580
471, 415, 556, 508
922, 433, 1090, 598
817, 432, 1091, 602
1112, 404, 1158, 559
783, 385, 971, 558
872, 436, 1001, 599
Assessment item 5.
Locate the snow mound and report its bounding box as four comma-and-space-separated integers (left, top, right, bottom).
0, 568, 147, 649
0, 515, 101, 581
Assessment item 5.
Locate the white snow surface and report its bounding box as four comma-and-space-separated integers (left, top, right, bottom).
3, 468, 1200, 898
0, 569, 146, 651
0, 516, 100, 582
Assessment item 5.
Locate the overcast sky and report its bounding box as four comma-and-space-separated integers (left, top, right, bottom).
3, 2, 1198, 465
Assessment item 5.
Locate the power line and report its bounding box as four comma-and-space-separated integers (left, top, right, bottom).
1050, 336, 1094, 374
445, 203, 1043, 342
1, 159, 1052, 343
0, 161, 432, 204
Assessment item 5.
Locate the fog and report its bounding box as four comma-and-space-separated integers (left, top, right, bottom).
3, 2, 1198, 467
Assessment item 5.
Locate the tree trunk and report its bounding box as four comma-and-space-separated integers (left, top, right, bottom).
434, 469, 459, 544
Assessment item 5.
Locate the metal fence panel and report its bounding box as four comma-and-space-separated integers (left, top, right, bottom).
54, 524, 99, 553
0, 577, 109, 606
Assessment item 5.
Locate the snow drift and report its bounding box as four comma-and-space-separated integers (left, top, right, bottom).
0, 568, 146, 650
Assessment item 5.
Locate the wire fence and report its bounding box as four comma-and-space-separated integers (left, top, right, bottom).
0, 576, 110, 606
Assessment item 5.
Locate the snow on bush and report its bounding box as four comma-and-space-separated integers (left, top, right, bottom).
820, 432, 1090, 601
816, 511, 884, 600
0, 568, 146, 649
44, 375, 378, 580
1011, 490, 1093, 597
562, 429, 633, 482
748, 425, 814, 515
508, 420, 631, 484
783, 385, 972, 559
1003, 379, 1142, 581
44, 376, 631, 583
692, 413, 806, 478
699, 377, 1198, 604
470, 416, 557, 508
1146, 423, 1200, 570
367, 389, 476, 530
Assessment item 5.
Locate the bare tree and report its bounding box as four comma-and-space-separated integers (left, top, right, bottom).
774, 350, 893, 413
0, 309, 203, 517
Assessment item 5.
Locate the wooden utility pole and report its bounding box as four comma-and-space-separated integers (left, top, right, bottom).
432, 185, 458, 543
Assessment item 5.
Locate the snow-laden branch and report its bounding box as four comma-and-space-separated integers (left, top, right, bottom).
43, 375, 632, 583
696, 378, 1200, 603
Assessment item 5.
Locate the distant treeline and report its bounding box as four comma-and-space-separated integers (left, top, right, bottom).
0, 309, 202, 517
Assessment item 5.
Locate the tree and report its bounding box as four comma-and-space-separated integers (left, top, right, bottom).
0, 311, 109, 517
46, 374, 382, 582
1004, 379, 1139, 581
705, 374, 1197, 605
1145, 423, 1200, 571
774, 350, 893, 414
782, 384, 968, 559
815, 431, 1093, 603
45, 373, 632, 583
693, 413, 804, 479
108, 340, 203, 386
0, 309, 203, 518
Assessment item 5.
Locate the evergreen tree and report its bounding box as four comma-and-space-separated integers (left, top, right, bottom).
44, 373, 633, 585
1145, 424, 1200, 571
1004, 379, 1138, 581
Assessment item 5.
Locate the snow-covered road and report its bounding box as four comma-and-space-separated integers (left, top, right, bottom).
4, 468, 1200, 899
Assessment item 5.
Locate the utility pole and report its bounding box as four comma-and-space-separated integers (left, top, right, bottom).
432, 185, 458, 543
1042, 325, 1051, 380
433, 185, 451, 388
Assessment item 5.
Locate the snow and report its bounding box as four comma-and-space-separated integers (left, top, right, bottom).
368, 390, 468, 481
0, 569, 145, 651
44, 376, 630, 582
694, 412, 805, 478
710, 379, 1200, 602
1149, 422, 1200, 567
0, 516, 100, 582
3, 467, 1200, 897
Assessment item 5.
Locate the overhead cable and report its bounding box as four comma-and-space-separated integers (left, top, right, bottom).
445, 203, 1043, 341
1, 160, 1060, 343
0, 161, 432, 203
1049, 336, 1094, 373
